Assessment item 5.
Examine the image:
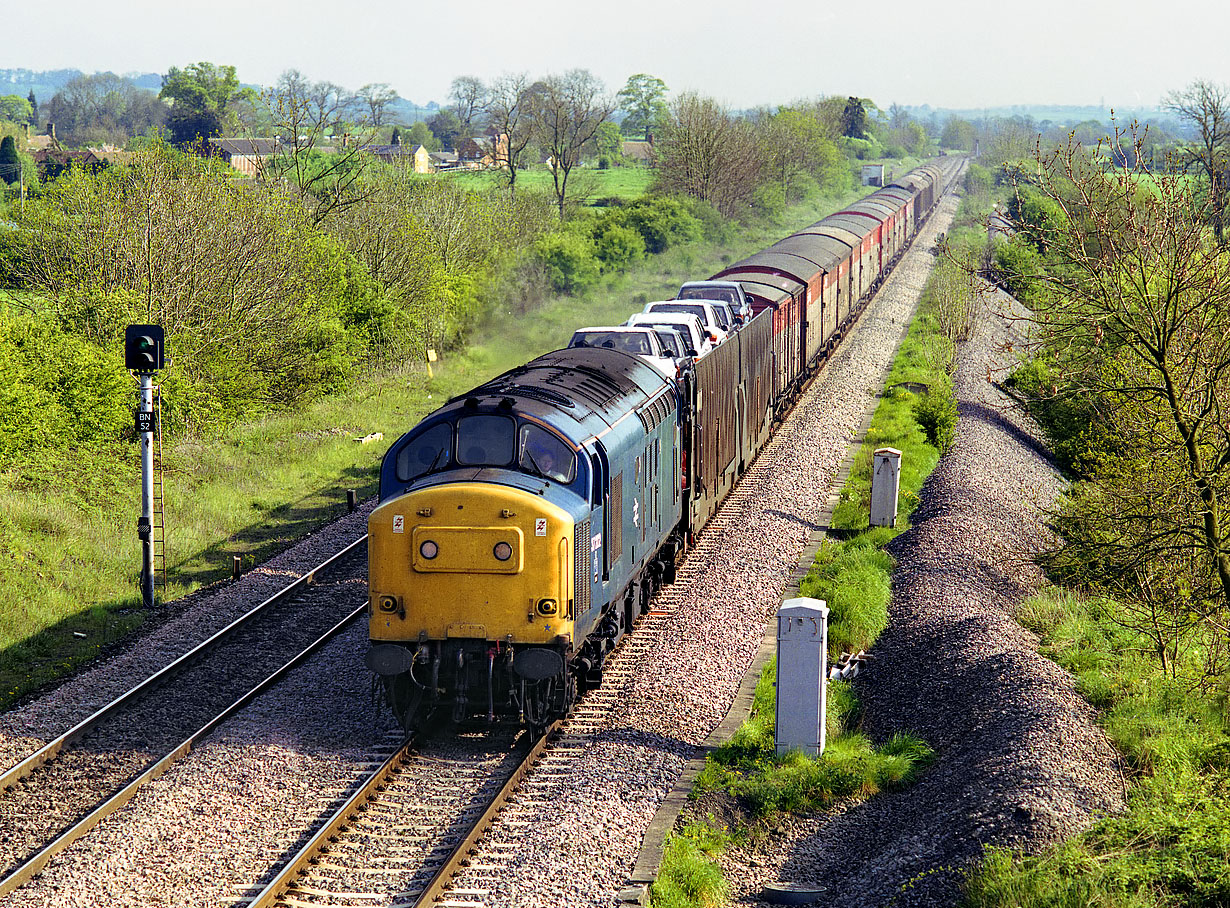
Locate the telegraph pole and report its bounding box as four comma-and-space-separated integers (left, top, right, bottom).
125, 325, 165, 608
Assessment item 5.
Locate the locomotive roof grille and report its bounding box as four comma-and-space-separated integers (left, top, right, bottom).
487, 383, 577, 409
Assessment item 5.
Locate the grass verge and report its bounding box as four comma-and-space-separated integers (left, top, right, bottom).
961, 588, 1230, 907
651, 221, 964, 907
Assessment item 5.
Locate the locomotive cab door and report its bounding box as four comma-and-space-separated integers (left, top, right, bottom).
591, 446, 610, 581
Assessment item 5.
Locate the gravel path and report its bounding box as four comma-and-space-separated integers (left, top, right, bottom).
716, 286, 1126, 907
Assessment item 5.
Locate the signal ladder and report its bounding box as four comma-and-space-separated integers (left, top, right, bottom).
152, 385, 167, 593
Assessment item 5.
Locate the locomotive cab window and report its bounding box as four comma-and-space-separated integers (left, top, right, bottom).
457, 415, 515, 467
396, 422, 453, 481
518, 424, 575, 484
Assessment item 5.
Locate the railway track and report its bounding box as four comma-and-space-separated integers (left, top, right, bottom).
0, 537, 370, 898
230, 284, 858, 908
0, 159, 966, 907
235, 723, 538, 908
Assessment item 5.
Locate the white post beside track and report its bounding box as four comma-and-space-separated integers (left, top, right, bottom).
775, 597, 828, 757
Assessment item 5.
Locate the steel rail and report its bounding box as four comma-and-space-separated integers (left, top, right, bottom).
0, 534, 368, 793
243, 722, 561, 908
410, 721, 561, 907
0, 601, 370, 898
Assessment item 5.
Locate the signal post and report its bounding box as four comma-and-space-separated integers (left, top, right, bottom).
125, 324, 165, 609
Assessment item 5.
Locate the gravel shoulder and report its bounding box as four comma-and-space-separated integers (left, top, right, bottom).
716, 288, 1127, 907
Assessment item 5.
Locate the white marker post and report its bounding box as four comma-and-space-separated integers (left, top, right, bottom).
775, 597, 829, 757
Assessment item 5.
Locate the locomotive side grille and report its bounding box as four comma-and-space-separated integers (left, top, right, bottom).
610, 473, 623, 561
574, 518, 591, 616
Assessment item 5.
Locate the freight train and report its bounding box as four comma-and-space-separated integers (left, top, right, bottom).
365, 158, 960, 733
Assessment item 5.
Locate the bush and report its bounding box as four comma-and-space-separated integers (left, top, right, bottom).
991, 237, 1045, 301
912, 384, 958, 453
964, 162, 993, 197
751, 182, 786, 219
612, 195, 702, 253
533, 229, 600, 293
592, 222, 645, 270
0, 315, 132, 469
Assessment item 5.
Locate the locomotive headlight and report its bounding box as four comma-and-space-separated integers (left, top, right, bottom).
536, 598, 558, 616
419, 540, 439, 560
493, 541, 513, 562
378, 595, 399, 613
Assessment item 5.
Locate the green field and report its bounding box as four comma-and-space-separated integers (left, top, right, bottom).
441, 165, 655, 203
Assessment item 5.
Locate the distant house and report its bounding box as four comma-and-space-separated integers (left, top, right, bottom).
412, 145, 432, 174
358, 143, 417, 163
455, 134, 509, 169
861, 163, 887, 187
26, 133, 56, 154
32, 147, 106, 180
430, 150, 460, 171
207, 138, 283, 176
621, 140, 654, 165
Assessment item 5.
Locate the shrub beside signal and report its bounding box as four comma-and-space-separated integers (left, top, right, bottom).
125, 325, 165, 372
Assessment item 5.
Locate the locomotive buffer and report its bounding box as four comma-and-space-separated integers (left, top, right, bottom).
125, 325, 165, 609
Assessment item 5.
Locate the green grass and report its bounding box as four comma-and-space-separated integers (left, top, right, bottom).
651, 823, 732, 908
694, 658, 934, 817
962, 587, 1230, 908
653, 656, 934, 907
441, 165, 655, 203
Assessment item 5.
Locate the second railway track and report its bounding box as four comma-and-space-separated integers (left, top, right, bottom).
0, 537, 370, 896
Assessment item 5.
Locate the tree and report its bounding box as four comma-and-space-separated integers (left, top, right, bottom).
12, 144, 357, 421
0, 136, 19, 184
484, 72, 537, 199
940, 116, 976, 150
762, 107, 845, 197
42, 74, 167, 146
617, 73, 668, 141
449, 76, 487, 133
1165, 79, 1230, 243
535, 69, 614, 218
27, 90, 37, 125
427, 108, 463, 149
0, 96, 33, 124
841, 97, 868, 139
357, 83, 399, 127
260, 70, 373, 224
159, 62, 248, 145
655, 93, 764, 217
1010, 128, 1230, 673
405, 120, 434, 151
596, 121, 622, 164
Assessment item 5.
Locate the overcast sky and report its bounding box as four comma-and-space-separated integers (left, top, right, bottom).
10, 0, 1229, 112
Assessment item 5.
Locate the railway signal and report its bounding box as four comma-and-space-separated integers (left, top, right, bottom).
125, 324, 165, 372
126, 324, 166, 609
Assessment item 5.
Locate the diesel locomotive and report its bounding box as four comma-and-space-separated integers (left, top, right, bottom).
365, 158, 960, 733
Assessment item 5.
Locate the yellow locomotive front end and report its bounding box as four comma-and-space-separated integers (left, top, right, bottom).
367, 481, 578, 730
